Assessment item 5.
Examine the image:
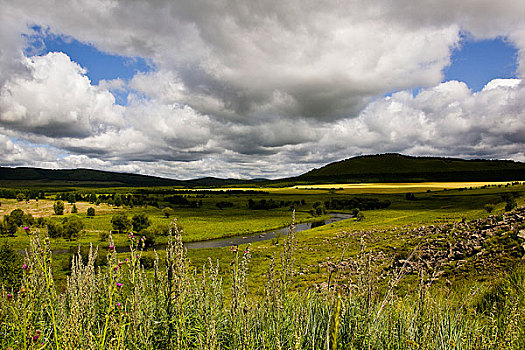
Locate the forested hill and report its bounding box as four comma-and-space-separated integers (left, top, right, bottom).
0, 167, 190, 187
0, 166, 267, 187
295, 153, 525, 183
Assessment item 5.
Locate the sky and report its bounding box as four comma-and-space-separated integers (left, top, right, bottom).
0, 1, 524, 180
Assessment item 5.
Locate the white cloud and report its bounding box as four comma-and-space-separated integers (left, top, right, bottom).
0, 52, 124, 138
0, 1, 524, 178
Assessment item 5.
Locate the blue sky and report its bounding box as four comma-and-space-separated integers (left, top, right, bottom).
444, 35, 518, 92
24, 27, 154, 105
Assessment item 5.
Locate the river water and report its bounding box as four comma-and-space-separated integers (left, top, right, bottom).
45, 212, 353, 255
183, 212, 353, 249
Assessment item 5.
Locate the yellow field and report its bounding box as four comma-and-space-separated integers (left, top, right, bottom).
290, 181, 520, 193
195, 181, 520, 194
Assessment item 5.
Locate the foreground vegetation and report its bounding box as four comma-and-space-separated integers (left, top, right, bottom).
1, 210, 525, 349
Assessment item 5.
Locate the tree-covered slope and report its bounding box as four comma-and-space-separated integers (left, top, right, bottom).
296, 153, 525, 182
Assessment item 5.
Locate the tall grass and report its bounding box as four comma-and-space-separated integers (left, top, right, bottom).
1, 214, 525, 349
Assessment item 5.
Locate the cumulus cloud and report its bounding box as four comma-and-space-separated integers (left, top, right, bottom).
0, 1, 524, 178
0, 52, 124, 138
319, 79, 525, 162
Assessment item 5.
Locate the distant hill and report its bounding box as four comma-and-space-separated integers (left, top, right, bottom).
1, 153, 524, 188
294, 153, 525, 183
0, 167, 258, 188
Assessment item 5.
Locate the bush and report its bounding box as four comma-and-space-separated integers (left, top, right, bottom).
143, 223, 170, 236
505, 198, 517, 212
0, 241, 23, 290
47, 220, 63, 238
111, 213, 131, 233
87, 207, 95, 217
54, 200, 65, 215
62, 216, 84, 240
132, 213, 150, 233
71, 204, 78, 214
484, 204, 495, 213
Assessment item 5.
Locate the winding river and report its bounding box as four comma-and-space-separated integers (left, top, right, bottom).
183, 212, 353, 249
44, 212, 353, 255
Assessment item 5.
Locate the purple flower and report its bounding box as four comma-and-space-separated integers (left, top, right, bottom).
109, 245, 114, 251
114, 266, 118, 272
116, 302, 122, 307
116, 282, 123, 289
33, 335, 39, 342
22, 263, 28, 270
7, 293, 13, 300
23, 226, 30, 231
244, 250, 248, 254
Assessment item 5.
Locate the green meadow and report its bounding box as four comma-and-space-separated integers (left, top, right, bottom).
1, 181, 525, 348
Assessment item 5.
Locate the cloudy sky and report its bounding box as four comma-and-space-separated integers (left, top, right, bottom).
1, 0, 524, 179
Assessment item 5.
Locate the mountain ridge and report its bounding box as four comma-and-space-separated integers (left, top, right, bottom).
294, 153, 525, 183
1, 153, 524, 187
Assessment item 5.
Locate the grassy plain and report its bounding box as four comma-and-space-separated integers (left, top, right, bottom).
2, 181, 525, 348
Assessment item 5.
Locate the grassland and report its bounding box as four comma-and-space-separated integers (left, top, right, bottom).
1, 181, 525, 348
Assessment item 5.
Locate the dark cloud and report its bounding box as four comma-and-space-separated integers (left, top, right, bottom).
0, 1, 524, 178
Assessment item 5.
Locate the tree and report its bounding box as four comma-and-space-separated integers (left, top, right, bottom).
2, 217, 18, 236
16, 192, 25, 202
87, 207, 95, 217
111, 213, 131, 233
54, 201, 65, 215
114, 194, 122, 207
47, 221, 63, 238
63, 216, 84, 240
71, 204, 78, 214
9, 209, 24, 226
132, 213, 150, 233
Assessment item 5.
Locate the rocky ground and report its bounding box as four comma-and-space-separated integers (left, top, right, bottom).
314, 207, 525, 291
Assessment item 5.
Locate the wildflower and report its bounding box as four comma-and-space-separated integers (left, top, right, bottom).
116, 282, 123, 289
116, 302, 122, 307
114, 266, 118, 272
125, 258, 129, 262
244, 250, 249, 254
23, 226, 30, 232
118, 261, 123, 267
22, 263, 28, 270
109, 244, 114, 251
7, 293, 13, 300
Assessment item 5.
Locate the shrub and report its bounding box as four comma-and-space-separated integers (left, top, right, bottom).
0, 241, 23, 290
132, 213, 150, 232
111, 213, 131, 233
54, 200, 65, 215
71, 204, 78, 213
9, 209, 25, 226
87, 207, 95, 217
62, 216, 84, 240
505, 198, 517, 212
46, 220, 63, 238
484, 204, 495, 213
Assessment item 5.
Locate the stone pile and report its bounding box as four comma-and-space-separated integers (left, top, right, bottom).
323, 206, 525, 285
